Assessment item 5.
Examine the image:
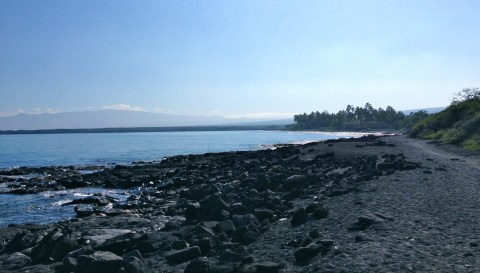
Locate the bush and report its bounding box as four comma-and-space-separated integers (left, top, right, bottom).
464, 134, 480, 151
460, 112, 480, 133
409, 88, 480, 151
440, 128, 467, 144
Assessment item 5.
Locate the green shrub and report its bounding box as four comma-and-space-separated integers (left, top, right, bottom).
425, 129, 446, 140
440, 128, 467, 144
464, 134, 480, 151
461, 112, 480, 133
408, 89, 480, 151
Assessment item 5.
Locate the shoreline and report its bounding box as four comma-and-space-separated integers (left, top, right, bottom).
0, 131, 367, 171
1, 135, 479, 272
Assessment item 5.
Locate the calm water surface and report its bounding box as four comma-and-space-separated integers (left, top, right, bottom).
0, 130, 357, 169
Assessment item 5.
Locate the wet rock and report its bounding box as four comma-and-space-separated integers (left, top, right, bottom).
166, 246, 201, 265
74, 206, 95, 218
57, 176, 90, 189
76, 251, 123, 273
62, 194, 119, 206
291, 208, 308, 227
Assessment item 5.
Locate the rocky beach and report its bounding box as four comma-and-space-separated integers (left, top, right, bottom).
0, 135, 479, 273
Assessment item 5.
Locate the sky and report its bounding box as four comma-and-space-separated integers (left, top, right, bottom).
1, 0, 480, 118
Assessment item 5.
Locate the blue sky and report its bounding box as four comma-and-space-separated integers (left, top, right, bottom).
1, 0, 480, 118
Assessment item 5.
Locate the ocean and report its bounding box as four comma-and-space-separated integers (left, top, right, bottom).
0, 130, 359, 226
0, 130, 358, 169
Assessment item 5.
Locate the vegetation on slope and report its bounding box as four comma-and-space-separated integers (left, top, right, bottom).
409, 88, 480, 151
290, 103, 429, 131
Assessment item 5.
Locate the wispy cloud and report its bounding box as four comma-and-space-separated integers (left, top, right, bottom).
102, 104, 146, 112
225, 112, 294, 119
0, 108, 61, 117
45, 108, 61, 114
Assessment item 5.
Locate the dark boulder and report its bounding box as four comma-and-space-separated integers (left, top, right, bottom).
254, 209, 276, 222
348, 214, 386, 231
184, 257, 212, 273
165, 246, 201, 265
31, 227, 65, 263
305, 203, 329, 220
172, 240, 188, 250
62, 194, 119, 206
291, 208, 308, 227
215, 220, 236, 237
121, 251, 145, 273
279, 175, 308, 191
232, 214, 259, 229
3, 231, 43, 254
62, 247, 94, 272
197, 194, 230, 221
1, 252, 32, 270
232, 227, 258, 245
76, 251, 123, 273
294, 240, 333, 264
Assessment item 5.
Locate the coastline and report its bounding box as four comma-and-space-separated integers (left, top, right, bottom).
0, 130, 355, 170
1, 135, 479, 272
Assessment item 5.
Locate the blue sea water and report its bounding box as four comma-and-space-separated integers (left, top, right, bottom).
0, 188, 130, 227
0, 130, 358, 226
0, 130, 357, 169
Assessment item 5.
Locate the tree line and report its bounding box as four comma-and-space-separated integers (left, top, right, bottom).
290, 103, 429, 130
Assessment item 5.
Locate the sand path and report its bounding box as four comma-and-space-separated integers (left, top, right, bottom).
249, 135, 480, 273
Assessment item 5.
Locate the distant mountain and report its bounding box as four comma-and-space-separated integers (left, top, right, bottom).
0, 110, 294, 131
402, 107, 446, 115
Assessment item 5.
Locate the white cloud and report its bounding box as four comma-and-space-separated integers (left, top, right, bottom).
0, 108, 61, 117
225, 112, 294, 119
102, 104, 146, 112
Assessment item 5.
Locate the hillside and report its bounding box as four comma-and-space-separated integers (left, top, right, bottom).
0, 110, 293, 131
409, 89, 480, 151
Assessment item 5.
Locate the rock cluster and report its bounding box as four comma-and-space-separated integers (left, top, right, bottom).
0, 135, 422, 272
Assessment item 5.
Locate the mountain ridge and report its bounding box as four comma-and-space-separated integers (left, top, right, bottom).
0, 110, 293, 131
